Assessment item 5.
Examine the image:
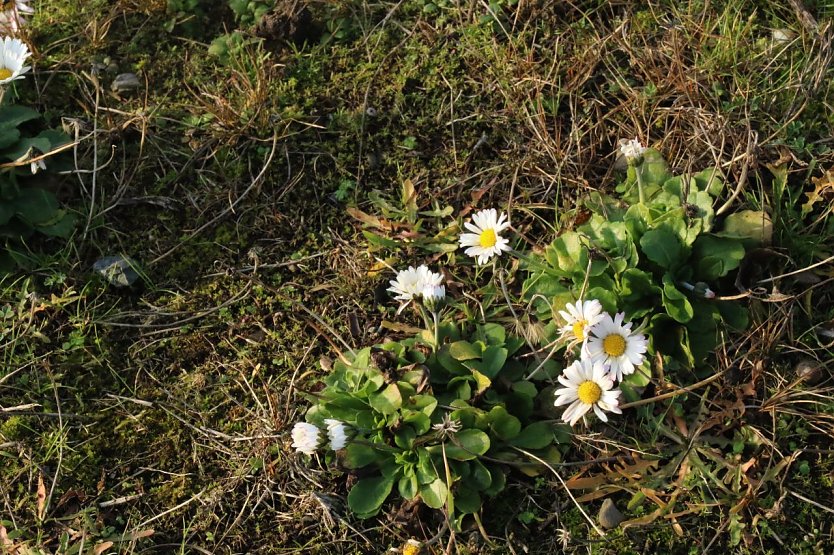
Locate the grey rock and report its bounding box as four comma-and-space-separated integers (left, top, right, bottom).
796, 359, 824, 385
111, 73, 141, 93
598, 498, 625, 529
93, 255, 141, 287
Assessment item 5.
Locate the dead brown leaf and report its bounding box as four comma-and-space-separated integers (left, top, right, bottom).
802, 169, 834, 216
37, 473, 46, 521
93, 541, 114, 555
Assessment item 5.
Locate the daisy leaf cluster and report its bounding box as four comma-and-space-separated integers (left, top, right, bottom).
524, 141, 762, 394
292, 294, 568, 527
0, 12, 75, 273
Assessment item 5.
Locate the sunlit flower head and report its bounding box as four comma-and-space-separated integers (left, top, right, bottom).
387, 265, 443, 302
458, 208, 511, 265
403, 539, 422, 555
324, 418, 348, 450
586, 312, 648, 382
291, 422, 320, 455
558, 299, 604, 347
0, 36, 31, 85
0, 0, 33, 33
618, 138, 646, 162
554, 358, 621, 426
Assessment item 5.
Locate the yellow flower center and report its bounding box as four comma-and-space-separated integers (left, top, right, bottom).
577, 380, 602, 404
0, 68, 12, 81
602, 334, 626, 357
479, 228, 497, 248
571, 320, 586, 340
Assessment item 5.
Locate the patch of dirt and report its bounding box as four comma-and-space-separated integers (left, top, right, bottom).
254, 1, 321, 45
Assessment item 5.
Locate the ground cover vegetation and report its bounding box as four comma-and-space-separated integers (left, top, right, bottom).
2, 0, 834, 553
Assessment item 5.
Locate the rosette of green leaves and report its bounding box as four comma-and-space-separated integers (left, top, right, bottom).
523, 149, 750, 377
228, 0, 272, 25
0, 105, 74, 272
303, 322, 567, 527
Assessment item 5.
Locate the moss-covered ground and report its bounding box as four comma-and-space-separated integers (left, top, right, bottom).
3, 1, 834, 553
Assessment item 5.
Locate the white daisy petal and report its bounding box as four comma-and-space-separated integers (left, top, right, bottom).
554, 390, 579, 406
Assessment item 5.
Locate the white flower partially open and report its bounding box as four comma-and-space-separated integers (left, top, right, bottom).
586, 312, 648, 382
387, 265, 443, 302
30, 158, 45, 174
0, 36, 31, 85
554, 358, 622, 426
421, 283, 446, 312
291, 422, 320, 455
558, 299, 604, 347
458, 208, 511, 265
618, 138, 646, 162
324, 419, 348, 451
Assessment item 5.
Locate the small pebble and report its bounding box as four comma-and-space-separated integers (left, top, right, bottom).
772, 29, 796, 43
796, 359, 824, 384
111, 73, 141, 93
598, 498, 625, 529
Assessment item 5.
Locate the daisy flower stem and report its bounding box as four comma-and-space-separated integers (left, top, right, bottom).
418, 304, 433, 339
433, 310, 440, 351
634, 161, 647, 204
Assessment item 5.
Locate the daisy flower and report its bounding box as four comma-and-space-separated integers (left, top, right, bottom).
618, 138, 646, 162
0, 0, 33, 33
387, 265, 443, 302
291, 422, 320, 455
586, 312, 648, 382
458, 208, 511, 265
558, 299, 604, 347
324, 419, 348, 451
554, 358, 622, 426
0, 36, 31, 85
403, 539, 422, 555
